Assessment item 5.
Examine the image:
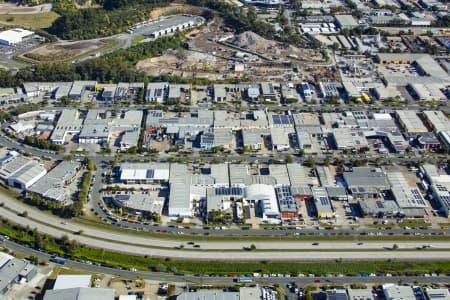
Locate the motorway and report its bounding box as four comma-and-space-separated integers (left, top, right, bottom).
2, 195, 450, 261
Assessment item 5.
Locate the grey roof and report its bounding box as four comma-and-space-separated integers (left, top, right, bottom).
50, 110, 83, 142
210, 164, 229, 186
0, 258, 28, 293
359, 200, 399, 216
312, 187, 333, 214
335, 14, 359, 27
7, 163, 46, 186
316, 166, 335, 187
0, 154, 32, 179
242, 130, 262, 146
112, 193, 164, 214
169, 163, 188, 184
244, 175, 277, 185
326, 187, 348, 198
229, 164, 248, 186
268, 164, 290, 185
214, 128, 232, 146
423, 110, 450, 133
177, 290, 240, 300
168, 183, 191, 216
387, 172, 427, 208
286, 163, 310, 187
343, 167, 389, 189
28, 161, 80, 202
327, 289, 349, 300
44, 287, 115, 300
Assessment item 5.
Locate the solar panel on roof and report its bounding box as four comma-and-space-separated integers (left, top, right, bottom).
376, 201, 383, 208
146, 169, 155, 179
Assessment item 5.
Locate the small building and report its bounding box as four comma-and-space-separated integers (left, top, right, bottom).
270, 127, 291, 151
242, 130, 262, 151
326, 289, 349, 300
423, 110, 450, 134
245, 184, 280, 219
120, 162, 170, 184
425, 288, 450, 300
53, 275, 92, 290
331, 128, 369, 152
0, 253, 37, 294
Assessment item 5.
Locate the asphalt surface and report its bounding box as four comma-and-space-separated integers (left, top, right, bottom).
2, 196, 450, 261
4, 240, 450, 287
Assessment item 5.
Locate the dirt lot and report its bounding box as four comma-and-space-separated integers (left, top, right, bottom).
21, 39, 111, 63
136, 19, 326, 81
149, 3, 206, 19
0, 2, 52, 14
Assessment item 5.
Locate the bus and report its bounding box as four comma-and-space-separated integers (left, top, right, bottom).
50, 256, 67, 265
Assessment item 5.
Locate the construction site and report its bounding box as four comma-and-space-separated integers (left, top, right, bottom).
135, 19, 329, 82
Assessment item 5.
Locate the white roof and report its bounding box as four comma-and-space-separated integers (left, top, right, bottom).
53, 275, 92, 290
0, 28, 34, 44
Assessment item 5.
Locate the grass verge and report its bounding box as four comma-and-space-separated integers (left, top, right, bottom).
0, 12, 59, 29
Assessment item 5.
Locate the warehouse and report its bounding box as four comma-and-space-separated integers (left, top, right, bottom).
68, 81, 97, 99
422, 110, 450, 133
268, 164, 290, 185
28, 161, 81, 204
331, 128, 369, 151
209, 164, 229, 187
7, 163, 47, 190
44, 288, 115, 300
145, 82, 168, 102
168, 183, 192, 217
270, 127, 293, 151
0, 253, 36, 294
395, 110, 428, 133
138, 15, 205, 39
0, 28, 34, 46
334, 15, 359, 29
387, 172, 427, 209
50, 110, 83, 144
242, 130, 263, 151
245, 184, 280, 220
0, 151, 46, 190
120, 162, 170, 184
383, 284, 415, 300
276, 186, 300, 220
287, 163, 310, 188
111, 193, 164, 216
343, 167, 389, 198
407, 83, 446, 101
312, 187, 334, 219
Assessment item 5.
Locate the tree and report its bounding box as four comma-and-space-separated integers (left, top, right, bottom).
250, 244, 256, 251
21, 211, 28, 218
392, 244, 399, 250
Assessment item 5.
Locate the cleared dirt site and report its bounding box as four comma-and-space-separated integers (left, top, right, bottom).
21, 40, 110, 63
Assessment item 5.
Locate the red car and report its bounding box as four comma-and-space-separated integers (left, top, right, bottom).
315, 279, 321, 283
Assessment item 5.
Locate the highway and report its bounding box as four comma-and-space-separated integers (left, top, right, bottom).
2, 195, 450, 261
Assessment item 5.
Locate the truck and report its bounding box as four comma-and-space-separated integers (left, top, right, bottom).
50, 256, 67, 265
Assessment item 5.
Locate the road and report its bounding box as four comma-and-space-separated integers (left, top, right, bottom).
2, 195, 450, 261
4, 240, 450, 287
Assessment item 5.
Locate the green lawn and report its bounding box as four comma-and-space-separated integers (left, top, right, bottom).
0, 11, 59, 29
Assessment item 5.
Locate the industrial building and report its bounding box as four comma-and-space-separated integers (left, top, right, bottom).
245, 184, 280, 219
383, 284, 415, 300
145, 82, 168, 102
134, 15, 205, 38
68, 81, 97, 99
177, 286, 264, 300
331, 128, 369, 151
343, 167, 389, 198
27, 160, 80, 204
120, 162, 170, 184
0, 252, 36, 294
347, 289, 376, 300
334, 15, 359, 29
422, 110, 450, 134
270, 127, 293, 151
312, 187, 334, 218
50, 110, 83, 144
395, 110, 428, 133
422, 164, 450, 217
0, 151, 46, 190
43, 288, 115, 300
111, 193, 164, 216
0, 28, 34, 45
387, 172, 427, 217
